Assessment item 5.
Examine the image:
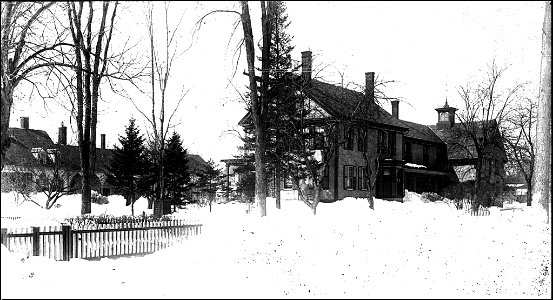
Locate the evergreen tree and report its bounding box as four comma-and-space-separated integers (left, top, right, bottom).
164, 132, 191, 210
197, 159, 223, 212
243, 1, 302, 208
106, 118, 148, 216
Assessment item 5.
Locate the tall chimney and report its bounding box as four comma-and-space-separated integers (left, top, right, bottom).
365, 72, 375, 104
301, 51, 312, 83
20, 117, 29, 129
58, 122, 67, 145
391, 100, 399, 119
101, 134, 106, 149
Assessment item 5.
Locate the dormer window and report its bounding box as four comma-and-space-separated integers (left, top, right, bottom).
31, 147, 48, 164
47, 149, 60, 164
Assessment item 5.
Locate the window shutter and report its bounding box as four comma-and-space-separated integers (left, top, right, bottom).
343, 166, 347, 189
352, 166, 357, 190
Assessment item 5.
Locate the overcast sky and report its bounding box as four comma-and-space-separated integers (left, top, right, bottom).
9, 1, 546, 167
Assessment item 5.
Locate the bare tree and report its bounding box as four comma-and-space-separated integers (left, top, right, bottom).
29, 156, 79, 209
532, 1, 551, 223
127, 2, 189, 216
452, 61, 524, 209
66, 1, 120, 215
1, 2, 71, 169
504, 96, 537, 206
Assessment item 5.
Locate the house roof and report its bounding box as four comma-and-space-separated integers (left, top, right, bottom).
4, 127, 114, 171
428, 120, 507, 161
5, 128, 56, 167
55, 145, 113, 172
238, 76, 409, 131
303, 78, 409, 130
399, 120, 444, 144
7, 128, 55, 149
188, 154, 209, 173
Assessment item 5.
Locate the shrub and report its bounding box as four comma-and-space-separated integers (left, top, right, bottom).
64, 213, 175, 227
91, 190, 109, 205
421, 192, 443, 203
442, 180, 512, 209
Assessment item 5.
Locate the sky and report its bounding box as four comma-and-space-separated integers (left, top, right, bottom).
8, 1, 546, 167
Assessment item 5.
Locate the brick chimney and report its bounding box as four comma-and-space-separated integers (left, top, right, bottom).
101, 134, 106, 149
58, 122, 67, 145
365, 72, 375, 104
301, 51, 312, 83
20, 117, 29, 129
391, 100, 399, 119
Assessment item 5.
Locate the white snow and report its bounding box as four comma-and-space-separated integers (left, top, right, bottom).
1, 192, 551, 298
405, 162, 427, 169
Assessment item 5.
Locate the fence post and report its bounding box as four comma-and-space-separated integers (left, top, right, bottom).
62, 225, 72, 261
1, 228, 7, 246
32, 227, 40, 256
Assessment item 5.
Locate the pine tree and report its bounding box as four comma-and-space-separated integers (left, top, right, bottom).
163, 132, 191, 211
106, 118, 148, 216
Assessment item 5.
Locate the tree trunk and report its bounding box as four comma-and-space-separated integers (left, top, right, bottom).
276, 166, 281, 209
0, 87, 13, 170
241, 1, 267, 216
312, 185, 320, 215
533, 1, 551, 223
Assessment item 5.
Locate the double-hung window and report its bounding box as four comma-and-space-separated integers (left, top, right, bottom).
358, 166, 368, 190
343, 165, 356, 190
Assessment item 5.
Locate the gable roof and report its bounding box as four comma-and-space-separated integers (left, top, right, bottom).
7, 128, 55, 149
428, 120, 506, 161
188, 154, 209, 173
4, 128, 56, 167
4, 127, 115, 171
238, 76, 409, 131
303, 78, 409, 131
399, 120, 443, 144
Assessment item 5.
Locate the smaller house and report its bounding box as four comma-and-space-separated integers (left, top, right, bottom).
187, 154, 214, 202
1, 117, 115, 195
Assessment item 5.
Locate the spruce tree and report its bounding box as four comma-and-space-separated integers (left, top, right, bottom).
106, 118, 148, 215
163, 132, 191, 211
242, 1, 301, 208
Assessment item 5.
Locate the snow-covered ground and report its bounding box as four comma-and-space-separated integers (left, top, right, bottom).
1, 191, 551, 298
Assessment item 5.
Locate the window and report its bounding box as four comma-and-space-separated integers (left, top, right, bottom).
313, 126, 325, 149
31, 147, 48, 164
404, 142, 412, 162
358, 166, 368, 190
344, 126, 355, 150
343, 165, 356, 190
439, 112, 449, 122
378, 130, 396, 158
283, 176, 294, 189
47, 149, 59, 164
357, 127, 367, 152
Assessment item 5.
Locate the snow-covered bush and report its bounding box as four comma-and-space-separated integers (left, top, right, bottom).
91, 191, 109, 205
421, 192, 443, 203
64, 213, 173, 227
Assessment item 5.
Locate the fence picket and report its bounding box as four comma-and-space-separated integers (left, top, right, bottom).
4, 220, 201, 261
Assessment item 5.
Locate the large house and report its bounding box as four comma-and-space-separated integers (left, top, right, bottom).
2, 117, 213, 202
223, 51, 459, 202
